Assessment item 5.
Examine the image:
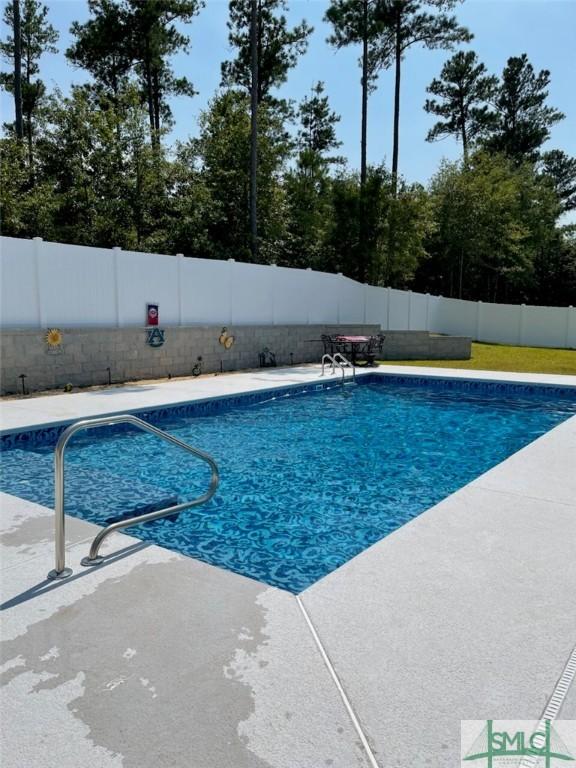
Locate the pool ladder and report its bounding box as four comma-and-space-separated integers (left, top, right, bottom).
320, 353, 356, 384
47, 414, 220, 580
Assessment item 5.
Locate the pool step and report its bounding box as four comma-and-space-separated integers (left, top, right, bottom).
0, 449, 179, 527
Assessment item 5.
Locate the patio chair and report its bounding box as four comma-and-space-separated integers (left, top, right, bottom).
364, 333, 386, 367
321, 334, 337, 356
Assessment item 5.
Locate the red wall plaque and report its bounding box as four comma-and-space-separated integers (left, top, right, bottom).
147, 303, 159, 326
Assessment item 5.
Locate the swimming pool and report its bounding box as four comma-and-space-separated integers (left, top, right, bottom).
2, 374, 576, 592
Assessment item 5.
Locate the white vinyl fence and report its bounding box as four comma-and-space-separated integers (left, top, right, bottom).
1, 236, 575, 349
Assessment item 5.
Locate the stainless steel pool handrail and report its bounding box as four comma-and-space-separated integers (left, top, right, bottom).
332, 352, 356, 382
321, 353, 354, 384
47, 414, 220, 580
321, 353, 343, 381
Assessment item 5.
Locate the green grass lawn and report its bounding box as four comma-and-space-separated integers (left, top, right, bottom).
379, 342, 576, 376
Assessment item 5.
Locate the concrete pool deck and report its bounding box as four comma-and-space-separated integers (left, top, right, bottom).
1, 364, 576, 767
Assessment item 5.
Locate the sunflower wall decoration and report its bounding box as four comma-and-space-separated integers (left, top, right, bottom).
45, 328, 63, 349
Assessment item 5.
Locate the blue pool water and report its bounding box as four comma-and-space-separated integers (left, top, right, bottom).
2, 375, 576, 592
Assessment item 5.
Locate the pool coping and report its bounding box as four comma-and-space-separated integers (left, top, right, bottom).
2, 364, 576, 767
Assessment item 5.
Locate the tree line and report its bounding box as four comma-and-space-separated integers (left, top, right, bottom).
1, 0, 575, 305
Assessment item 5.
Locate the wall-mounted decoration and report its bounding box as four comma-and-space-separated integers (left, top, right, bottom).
259, 348, 277, 368
45, 328, 63, 348
147, 303, 159, 326
219, 327, 235, 349
146, 328, 165, 347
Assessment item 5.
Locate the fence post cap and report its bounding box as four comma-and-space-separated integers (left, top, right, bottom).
33, 236, 43, 242
228, 258, 235, 262
306, 267, 312, 271
176, 252, 184, 257
337, 272, 343, 276
112, 245, 121, 251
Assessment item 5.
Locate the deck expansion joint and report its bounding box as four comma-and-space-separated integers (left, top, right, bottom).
296, 595, 381, 768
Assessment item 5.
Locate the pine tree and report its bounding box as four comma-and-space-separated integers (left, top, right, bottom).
0, 0, 58, 175
283, 83, 342, 268
221, 0, 312, 104
10, 0, 24, 139
369, 0, 471, 189
128, 0, 201, 147
67, 0, 133, 102
486, 54, 564, 162
222, 0, 311, 261
296, 82, 343, 174
189, 90, 290, 262
424, 50, 497, 158
325, 0, 383, 196
68, 0, 202, 148
540, 150, 576, 213
325, 0, 385, 282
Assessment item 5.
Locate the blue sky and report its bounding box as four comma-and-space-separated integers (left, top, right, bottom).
1, 0, 575, 187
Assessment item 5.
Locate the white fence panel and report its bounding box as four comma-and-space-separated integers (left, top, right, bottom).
116, 248, 179, 327
0, 237, 38, 328
308, 270, 339, 324
272, 265, 313, 325
568, 308, 576, 348
435, 297, 478, 338
338, 276, 365, 324
180, 256, 232, 325
478, 302, 521, 345
521, 305, 570, 349
366, 285, 387, 326
230, 261, 273, 324
41, 241, 117, 327
427, 295, 442, 332
388, 289, 410, 329
408, 292, 429, 330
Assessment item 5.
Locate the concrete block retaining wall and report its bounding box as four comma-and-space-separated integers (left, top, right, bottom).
379, 331, 471, 361
0, 326, 471, 395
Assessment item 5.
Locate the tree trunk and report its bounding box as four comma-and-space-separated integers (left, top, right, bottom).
358, 0, 369, 283
152, 67, 161, 135
25, 110, 33, 175
143, 42, 156, 147
24, 45, 33, 184
249, 0, 258, 261
111, 64, 123, 172
360, 0, 368, 192
391, 7, 402, 194
460, 98, 468, 162
12, 0, 23, 140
